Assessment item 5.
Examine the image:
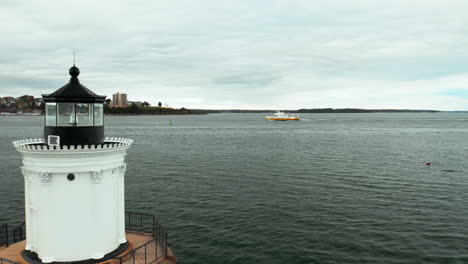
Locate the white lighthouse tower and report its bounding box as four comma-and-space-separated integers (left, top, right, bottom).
13, 65, 133, 263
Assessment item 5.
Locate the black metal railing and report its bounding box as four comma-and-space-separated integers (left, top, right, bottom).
0, 224, 8, 247
123, 211, 169, 263
117, 238, 156, 264
126, 211, 157, 236
12, 222, 25, 243
0, 213, 169, 264
0, 222, 25, 247
0, 223, 22, 264
0, 258, 21, 264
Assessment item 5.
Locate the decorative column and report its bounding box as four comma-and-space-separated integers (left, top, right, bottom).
118, 164, 127, 244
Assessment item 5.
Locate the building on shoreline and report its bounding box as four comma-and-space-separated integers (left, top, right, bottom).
112, 92, 128, 107
0, 95, 44, 113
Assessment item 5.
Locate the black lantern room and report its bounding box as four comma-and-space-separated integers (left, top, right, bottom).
42, 65, 106, 146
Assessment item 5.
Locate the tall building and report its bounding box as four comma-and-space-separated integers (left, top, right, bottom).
112, 92, 128, 107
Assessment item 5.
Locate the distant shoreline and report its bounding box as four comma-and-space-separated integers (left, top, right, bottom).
195, 108, 442, 113
104, 106, 208, 115
4, 109, 468, 117
105, 113, 207, 116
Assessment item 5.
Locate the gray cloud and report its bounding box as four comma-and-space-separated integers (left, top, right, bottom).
0, 0, 467, 110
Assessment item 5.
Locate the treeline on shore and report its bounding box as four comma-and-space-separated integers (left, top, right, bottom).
104, 104, 207, 115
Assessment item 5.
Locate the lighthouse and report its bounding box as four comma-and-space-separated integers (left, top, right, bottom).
12, 65, 133, 263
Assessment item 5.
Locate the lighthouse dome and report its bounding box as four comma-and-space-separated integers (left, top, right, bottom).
69, 65, 80, 77
42, 66, 107, 146
43, 65, 105, 103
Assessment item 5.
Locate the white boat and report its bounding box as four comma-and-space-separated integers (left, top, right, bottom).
265, 111, 300, 121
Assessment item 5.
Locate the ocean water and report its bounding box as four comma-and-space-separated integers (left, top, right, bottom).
1, 113, 468, 264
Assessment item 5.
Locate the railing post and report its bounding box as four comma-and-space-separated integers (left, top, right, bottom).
128, 212, 131, 230
165, 232, 168, 257
144, 243, 147, 264
5, 224, 9, 247
156, 217, 159, 236
152, 215, 155, 237
140, 214, 143, 232
160, 227, 164, 257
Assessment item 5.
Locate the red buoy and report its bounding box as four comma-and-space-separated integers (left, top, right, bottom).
426, 162, 431, 166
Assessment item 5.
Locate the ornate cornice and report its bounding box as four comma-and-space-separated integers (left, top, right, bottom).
12, 137, 133, 159
119, 164, 127, 174
22, 167, 34, 180
40, 172, 52, 185
21, 167, 126, 185
13, 137, 133, 151
90, 170, 104, 184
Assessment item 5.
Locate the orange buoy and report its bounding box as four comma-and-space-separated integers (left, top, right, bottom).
426, 162, 431, 166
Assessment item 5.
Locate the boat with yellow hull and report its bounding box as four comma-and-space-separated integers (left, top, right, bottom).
266, 111, 300, 121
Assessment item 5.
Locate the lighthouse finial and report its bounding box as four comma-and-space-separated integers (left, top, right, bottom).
73, 49, 75, 66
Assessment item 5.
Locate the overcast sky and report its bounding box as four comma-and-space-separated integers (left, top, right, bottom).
1, 0, 467, 110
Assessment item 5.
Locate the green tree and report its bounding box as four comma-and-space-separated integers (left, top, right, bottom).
129, 102, 139, 113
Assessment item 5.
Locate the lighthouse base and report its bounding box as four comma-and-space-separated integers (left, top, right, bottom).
0, 231, 176, 264
21, 242, 129, 264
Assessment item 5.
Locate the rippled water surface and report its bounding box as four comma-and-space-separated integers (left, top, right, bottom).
1, 113, 468, 263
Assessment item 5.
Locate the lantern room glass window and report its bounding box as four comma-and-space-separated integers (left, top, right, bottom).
47, 103, 104, 127
45, 103, 57, 126
94, 104, 104, 126
76, 103, 93, 126
57, 103, 75, 127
